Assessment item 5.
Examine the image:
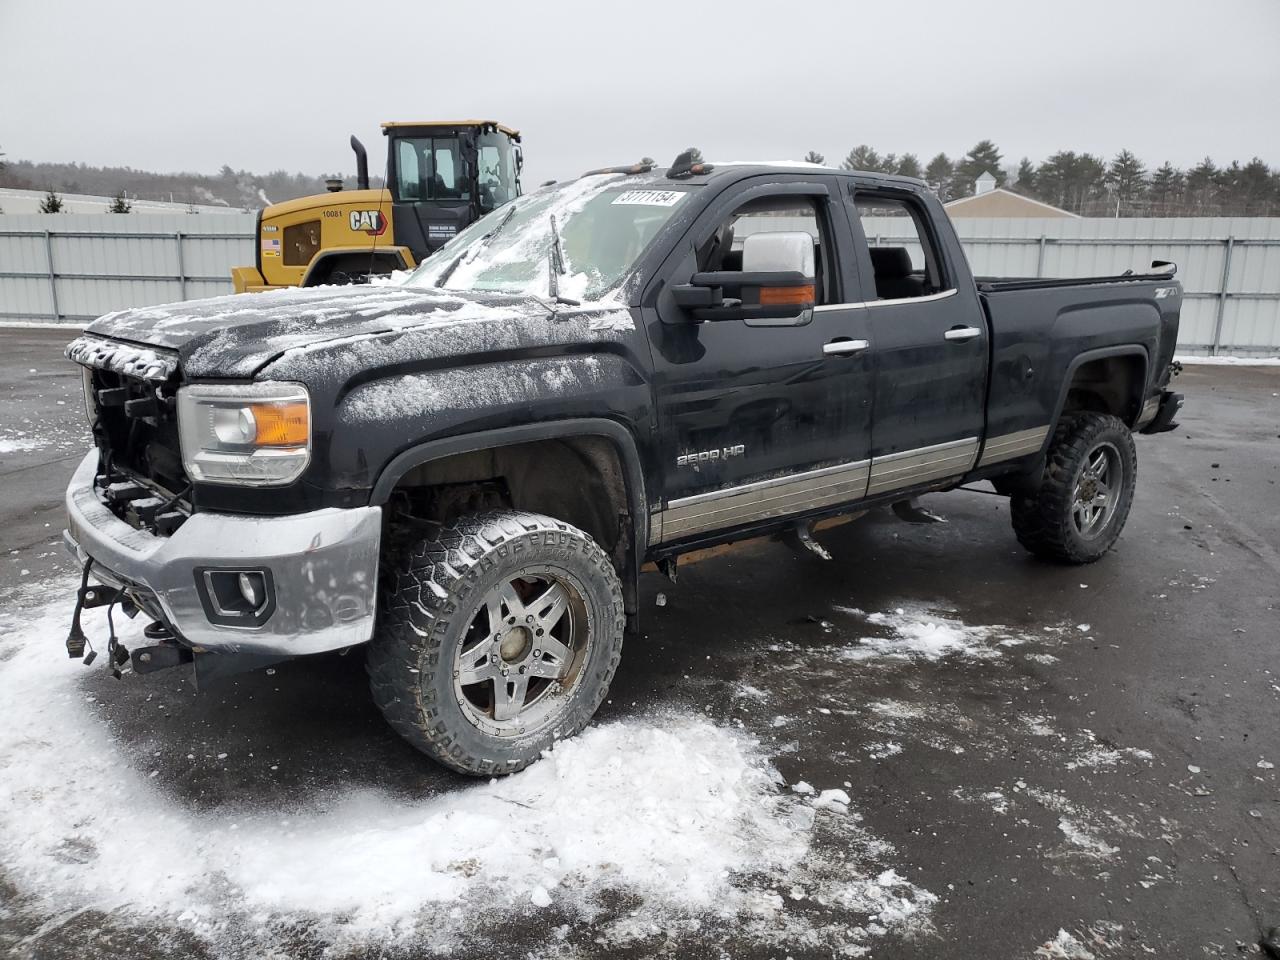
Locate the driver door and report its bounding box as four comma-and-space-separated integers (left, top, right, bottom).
645, 176, 877, 545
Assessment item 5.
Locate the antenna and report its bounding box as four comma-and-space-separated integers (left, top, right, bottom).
364, 132, 391, 285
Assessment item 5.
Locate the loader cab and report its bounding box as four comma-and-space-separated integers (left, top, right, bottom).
384, 121, 523, 258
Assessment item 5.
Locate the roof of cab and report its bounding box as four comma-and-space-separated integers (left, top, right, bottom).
381, 120, 521, 139
684, 161, 928, 190
573, 161, 931, 193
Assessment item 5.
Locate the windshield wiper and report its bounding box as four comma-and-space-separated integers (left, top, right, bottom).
546, 214, 580, 307
467, 204, 517, 263
434, 251, 465, 288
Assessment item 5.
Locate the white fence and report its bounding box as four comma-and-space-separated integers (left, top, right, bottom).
2, 213, 1279, 356
860, 216, 1280, 356
0, 214, 254, 323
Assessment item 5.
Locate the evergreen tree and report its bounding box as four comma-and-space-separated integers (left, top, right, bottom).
107, 190, 132, 213
1035, 151, 1107, 214
39, 189, 64, 213
895, 153, 922, 179
639, 156, 656, 167
1235, 158, 1276, 215
1184, 157, 1219, 213
1105, 149, 1147, 215
953, 140, 1005, 197
842, 145, 885, 172
1014, 158, 1037, 196
1148, 163, 1183, 215
803, 150, 826, 165
924, 153, 954, 200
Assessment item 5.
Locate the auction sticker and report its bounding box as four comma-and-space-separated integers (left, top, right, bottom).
611, 190, 684, 206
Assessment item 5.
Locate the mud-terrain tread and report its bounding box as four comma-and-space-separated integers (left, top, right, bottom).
366, 509, 626, 775
1009, 412, 1137, 564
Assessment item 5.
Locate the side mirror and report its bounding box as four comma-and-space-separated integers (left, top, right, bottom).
670, 231, 816, 325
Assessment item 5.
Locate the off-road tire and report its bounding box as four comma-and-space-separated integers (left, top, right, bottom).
1009, 412, 1137, 564
367, 510, 625, 775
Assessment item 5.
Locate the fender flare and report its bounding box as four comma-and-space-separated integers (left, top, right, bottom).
369, 417, 650, 585
1047, 344, 1149, 436
300, 246, 413, 287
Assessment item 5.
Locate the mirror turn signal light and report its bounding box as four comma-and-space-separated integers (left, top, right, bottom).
759, 284, 815, 306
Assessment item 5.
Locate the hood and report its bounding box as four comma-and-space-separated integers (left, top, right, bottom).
82, 285, 630, 380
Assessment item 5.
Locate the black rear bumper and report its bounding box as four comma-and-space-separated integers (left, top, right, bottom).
1140, 390, 1184, 434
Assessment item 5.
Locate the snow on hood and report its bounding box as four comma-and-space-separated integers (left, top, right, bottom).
0, 586, 938, 956
83, 283, 634, 380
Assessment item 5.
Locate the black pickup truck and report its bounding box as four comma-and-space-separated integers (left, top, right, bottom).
63, 157, 1184, 774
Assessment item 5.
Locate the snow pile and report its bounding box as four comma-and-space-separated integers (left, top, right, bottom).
0, 436, 43, 454
836, 604, 1020, 661
1034, 928, 1097, 959
0, 586, 937, 955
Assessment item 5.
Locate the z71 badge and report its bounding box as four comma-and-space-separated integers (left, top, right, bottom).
677, 444, 745, 467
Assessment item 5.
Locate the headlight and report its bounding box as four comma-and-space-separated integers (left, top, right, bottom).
177, 382, 310, 486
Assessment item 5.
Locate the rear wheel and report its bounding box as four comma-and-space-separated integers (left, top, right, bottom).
367, 510, 625, 775
1009, 412, 1137, 564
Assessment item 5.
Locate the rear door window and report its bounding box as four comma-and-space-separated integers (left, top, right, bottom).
850, 193, 949, 300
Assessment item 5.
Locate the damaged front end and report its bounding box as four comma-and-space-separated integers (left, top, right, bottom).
62, 336, 383, 687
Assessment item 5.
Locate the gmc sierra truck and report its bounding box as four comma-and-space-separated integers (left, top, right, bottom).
62, 155, 1184, 775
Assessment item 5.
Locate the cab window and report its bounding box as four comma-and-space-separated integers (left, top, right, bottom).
395, 137, 471, 201
476, 131, 518, 211
697, 195, 836, 305
850, 192, 947, 300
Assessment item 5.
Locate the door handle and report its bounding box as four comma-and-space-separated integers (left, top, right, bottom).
823, 338, 870, 356
944, 326, 983, 342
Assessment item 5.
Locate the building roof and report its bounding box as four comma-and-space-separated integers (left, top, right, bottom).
944, 187, 1079, 219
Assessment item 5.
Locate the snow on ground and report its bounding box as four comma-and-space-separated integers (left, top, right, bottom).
0, 584, 937, 956
0, 436, 43, 454
833, 603, 1026, 661
1174, 353, 1280, 365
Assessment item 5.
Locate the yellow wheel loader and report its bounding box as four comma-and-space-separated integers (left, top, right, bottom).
232, 121, 522, 293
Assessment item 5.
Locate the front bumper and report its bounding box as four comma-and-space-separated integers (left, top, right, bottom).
63, 451, 381, 656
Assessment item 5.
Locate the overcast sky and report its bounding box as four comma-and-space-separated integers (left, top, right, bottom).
3, 0, 1278, 186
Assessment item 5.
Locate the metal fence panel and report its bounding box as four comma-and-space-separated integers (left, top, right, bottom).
859, 215, 1280, 355
0, 213, 254, 322
2, 213, 1278, 355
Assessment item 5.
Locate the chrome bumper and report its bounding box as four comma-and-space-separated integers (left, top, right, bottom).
63, 451, 381, 656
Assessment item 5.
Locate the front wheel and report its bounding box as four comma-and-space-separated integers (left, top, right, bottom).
367, 510, 625, 775
1009, 413, 1137, 564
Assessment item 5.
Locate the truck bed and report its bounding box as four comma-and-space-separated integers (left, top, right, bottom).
976, 272, 1182, 454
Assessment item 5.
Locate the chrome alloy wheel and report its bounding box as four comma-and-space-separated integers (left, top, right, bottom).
452, 571, 591, 737
1071, 441, 1123, 539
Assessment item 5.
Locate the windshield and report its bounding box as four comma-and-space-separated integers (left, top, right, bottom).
403, 177, 691, 302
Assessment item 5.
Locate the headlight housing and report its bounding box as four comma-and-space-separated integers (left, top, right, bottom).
177, 382, 311, 486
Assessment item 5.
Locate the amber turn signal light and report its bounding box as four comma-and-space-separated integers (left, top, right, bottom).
759, 284, 815, 306
248, 401, 309, 446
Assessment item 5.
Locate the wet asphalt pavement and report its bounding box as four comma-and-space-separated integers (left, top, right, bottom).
1, 327, 1278, 959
